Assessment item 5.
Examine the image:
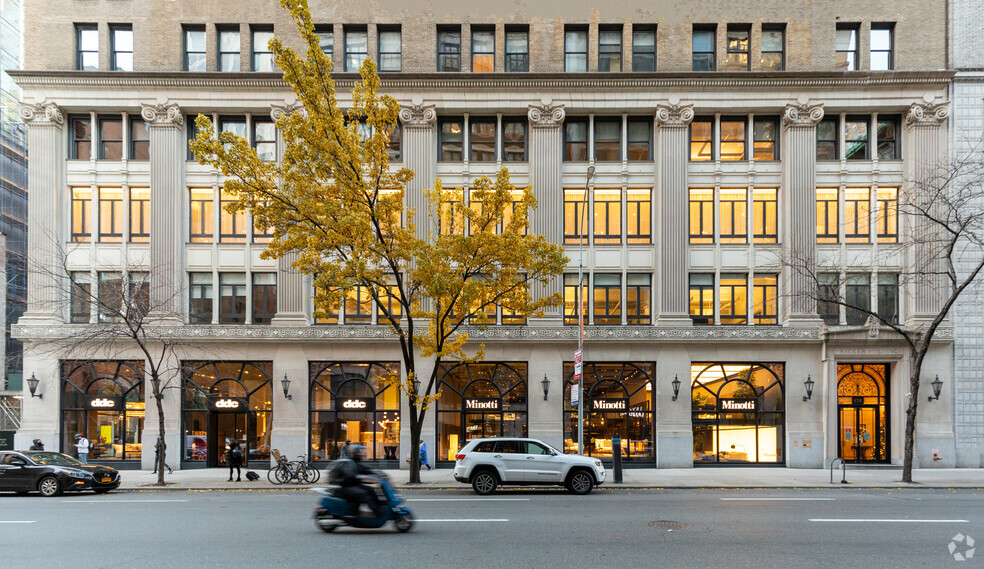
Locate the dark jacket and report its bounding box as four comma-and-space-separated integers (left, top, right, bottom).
226, 443, 244, 467
29, 441, 44, 451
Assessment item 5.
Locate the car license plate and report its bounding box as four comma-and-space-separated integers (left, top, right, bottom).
101, 477, 111, 483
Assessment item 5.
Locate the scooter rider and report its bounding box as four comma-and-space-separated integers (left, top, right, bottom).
334, 444, 382, 518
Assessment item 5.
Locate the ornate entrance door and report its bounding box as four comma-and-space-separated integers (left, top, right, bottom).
837, 364, 889, 463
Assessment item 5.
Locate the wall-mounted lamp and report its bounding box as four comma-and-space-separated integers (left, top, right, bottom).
281, 374, 292, 400
671, 374, 681, 401
27, 373, 43, 399
541, 374, 550, 401
803, 375, 815, 402
929, 375, 943, 402
412, 378, 421, 395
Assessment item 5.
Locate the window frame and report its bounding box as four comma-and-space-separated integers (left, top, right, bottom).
189, 188, 214, 243
876, 116, 900, 160
471, 25, 495, 73
877, 273, 899, 324
870, 23, 894, 71
129, 117, 150, 160
313, 25, 333, 57
719, 117, 746, 161
718, 188, 748, 244
876, 187, 898, 243
689, 118, 714, 161
816, 119, 839, 161
563, 188, 589, 245
129, 188, 150, 243
469, 117, 496, 162
76, 24, 99, 71
626, 274, 651, 325
845, 273, 871, 325
752, 118, 778, 161
250, 25, 275, 72
251, 273, 277, 325
218, 272, 247, 324
564, 25, 588, 72
217, 25, 241, 72
592, 273, 622, 325
563, 273, 587, 325
815, 187, 839, 243
343, 25, 368, 72
835, 24, 859, 71
344, 286, 373, 324
719, 273, 748, 325
724, 25, 750, 71
844, 187, 871, 243
438, 117, 464, 162
70, 272, 91, 323
563, 118, 589, 161
437, 25, 462, 72
752, 188, 778, 244
692, 25, 716, 71
844, 116, 869, 160
501, 118, 528, 161
689, 274, 714, 325
251, 117, 277, 162
98, 116, 123, 160
689, 188, 714, 244
183, 25, 207, 71
597, 25, 623, 72
504, 25, 529, 72
592, 188, 622, 245
760, 24, 785, 71
98, 187, 124, 243
70, 116, 92, 160
626, 189, 651, 244
71, 187, 92, 243
188, 272, 213, 324
110, 24, 133, 72
753, 274, 778, 325
631, 25, 656, 72
817, 273, 840, 325
377, 25, 402, 72
219, 190, 247, 243
627, 117, 652, 161
593, 118, 621, 161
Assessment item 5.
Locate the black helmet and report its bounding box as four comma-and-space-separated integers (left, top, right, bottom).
349, 443, 366, 462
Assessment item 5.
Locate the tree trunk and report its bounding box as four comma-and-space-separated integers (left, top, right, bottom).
153, 371, 166, 486
409, 417, 421, 484
901, 347, 925, 483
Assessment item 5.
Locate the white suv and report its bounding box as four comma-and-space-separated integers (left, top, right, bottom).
453, 437, 606, 495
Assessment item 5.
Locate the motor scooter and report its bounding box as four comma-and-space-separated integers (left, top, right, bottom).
313, 472, 414, 533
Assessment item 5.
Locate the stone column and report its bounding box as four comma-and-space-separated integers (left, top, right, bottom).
20, 101, 66, 323
903, 98, 950, 323
270, 102, 308, 326
527, 99, 566, 324
399, 97, 437, 241
781, 98, 825, 326
654, 100, 694, 326
142, 102, 186, 320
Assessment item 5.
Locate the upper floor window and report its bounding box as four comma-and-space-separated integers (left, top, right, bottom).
753, 188, 778, 243
252, 273, 277, 325
563, 118, 588, 161
470, 118, 496, 162
690, 118, 713, 161
844, 187, 870, 243
220, 190, 247, 243
870, 24, 894, 70
592, 274, 621, 324
753, 275, 778, 325
844, 117, 869, 160
816, 119, 838, 160
689, 274, 714, 325
564, 26, 588, 72
98, 116, 123, 160
99, 188, 123, 242
130, 118, 149, 160
719, 273, 748, 324
70, 272, 91, 323
719, 188, 747, 244
877, 116, 900, 159
76, 24, 98, 71
876, 187, 898, 243
817, 273, 839, 324
97, 272, 124, 323
563, 189, 588, 245
592, 189, 621, 244
689, 188, 714, 243
835, 24, 858, 71
502, 119, 528, 161
219, 273, 247, 324
720, 118, 745, 160
627, 118, 652, 160
111, 25, 133, 71
626, 274, 652, 325
253, 118, 276, 162
189, 273, 213, 324
344, 26, 368, 72
344, 286, 373, 324
815, 188, 839, 243
632, 25, 656, 71
72, 187, 91, 242
184, 26, 206, 71
692, 26, 715, 71
71, 116, 92, 159
218, 26, 241, 72
626, 189, 652, 244
189, 188, 214, 243
251, 26, 275, 72
593, 119, 620, 161
598, 25, 622, 72
129, 188, 150, 243
437, 25, 461, 72
471, 26, 494, 72
378, 26, 402, 72
439, 118, 464, 161
761, 25, 784, 70
845, 273, 870, 325
877, 273, 899, 324
753, 118, 778, 160
563, 274, 587, 325
505, 26, 529, 72
314, 25, 333, 57
724, 25, 750, 71
386, 124, 402, 162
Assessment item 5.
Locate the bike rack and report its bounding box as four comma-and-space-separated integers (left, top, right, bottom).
830, 458, 849, 484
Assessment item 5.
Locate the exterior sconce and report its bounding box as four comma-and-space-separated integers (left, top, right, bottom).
803, 375, 815, 402
541, 374, 550, 401
27, 373, 43, 399
929, 375, 943, 402
281, 374, 292, 400
671, 374, 681, 401
413, 378, 421, 395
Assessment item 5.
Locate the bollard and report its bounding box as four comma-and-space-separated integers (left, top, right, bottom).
612, 436, 623, 483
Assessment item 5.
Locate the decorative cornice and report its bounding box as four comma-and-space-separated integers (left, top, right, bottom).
398, 97, 436, 128
19, 100, 63, 126
140, 101, 184, 127
655, 100, 694, 127
905, 98, 950, 128
782, 98, 825, 128
527, 99, 566, 128
270, 101, 305, 121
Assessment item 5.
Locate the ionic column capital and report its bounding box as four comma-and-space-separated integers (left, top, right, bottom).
399, 96, 437, 129
905, 97, 950, 129
655, 98, 694, 128
527, 98, 566, 128
271, 100, 306, 121
782, 98, 825, 129
20, 100, 64, 127
140, 101, 184, 128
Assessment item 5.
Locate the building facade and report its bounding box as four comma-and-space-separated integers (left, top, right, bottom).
11, 0, 963, 470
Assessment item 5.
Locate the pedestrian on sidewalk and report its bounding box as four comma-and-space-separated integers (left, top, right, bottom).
29, 439, 44, 451
339, 439, 352, 459
152, 437, 173, 474
74, 433, 90, 464
419, 440, 431, 471
225, 440, 243, 482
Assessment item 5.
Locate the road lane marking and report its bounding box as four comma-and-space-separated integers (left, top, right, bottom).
416, 519, 510, 522
810, 519, 968, 523
722, 498, 835, 501
0, 521, 35, 524
407, 498, 530, 502
63, 499, 188, 503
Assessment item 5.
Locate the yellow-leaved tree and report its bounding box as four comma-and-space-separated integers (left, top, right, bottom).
190, 0, 567, 483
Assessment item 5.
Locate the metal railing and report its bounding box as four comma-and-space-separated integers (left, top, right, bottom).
830, 457, 849, 484
0, 396, 20, 431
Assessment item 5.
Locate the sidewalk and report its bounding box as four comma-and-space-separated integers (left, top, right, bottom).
116, 466, 984, 491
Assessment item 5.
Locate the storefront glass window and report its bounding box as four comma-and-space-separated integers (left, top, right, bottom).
309, 362, 401, 463
61, 361, 145, 461
691, 362, 784, 464
182, 362, 272, 466
563, 362, 654, 463
436, 362, 528, 462
837, 364, 889, 463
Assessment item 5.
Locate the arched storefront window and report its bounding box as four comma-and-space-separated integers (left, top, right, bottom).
182, 361, 272, 466
837, 363, 889, 463
436, 362, 528, 463
691, 362, 784, 464
309, 362, 401, 464
563, 362, 654, 463
61, 361, 145, 462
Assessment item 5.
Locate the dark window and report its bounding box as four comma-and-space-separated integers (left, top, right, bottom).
565, 26, 588, 72
627, 118, 652, 160
76, 24, 98, 71
314, 25, 333, 56
505, 26, 529, 72
632, 25, 656, 71
437, 25, 461, 72
719, 273, 747, 325
845, 273, 870, 325
724, 25, 750, 71
502, 119, 527, 161
835, 24, 858, 71
386, 123, 402, 161
598, 25, 622, 72
845, 117, 869, 160
439, 118, 464, 161
689, 274, 714, 325
626, 274, 651, 325
564, 118, 588, 161
753, 118, 778, 160
753, 275, 778, 325
129, 188, 149, 242
187, 118, 202, 161
98, 116, 123, 160
218, 25, 241, 72
344, 26, 368, 72
689, 188, 714, 243
876, 116, 899, 159
719, 188, 747, 244
219, 273, 247, 324
251, 26, 275, 72
184, 25, 206, 71
690, 118, 713, 161
252, 118, 276, 162
816, 188, 839, 243
98, 188, 123, 242
471, 25, 494, 72
378, 26, 402, 72
128, 272, 150, 319
219, 116, 247, 146
720, 118, 745, 160
110, 25, 133, 71
816, 119, 838, 160
470, 119, 496, 162
870, 24, 894, 71
473, 441, 496, 452
877, 273, 898, 324
494, 440, 525, 454
189, 273, 213, 324
71, 272, 91, 323
71, 116, 92, 159
252, 273, 277, 325
593, 273, 621, 325
129, 118, 149, 160
593, 119, 621, 161
97, 272, 124, 323
692, 26, 715, 71
818, 273, 839, 325
761, 25, 784, 71
563, 273, 587, 325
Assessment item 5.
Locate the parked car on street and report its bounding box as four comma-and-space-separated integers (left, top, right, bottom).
453, 437, 605, 495
0, 451, 121, 497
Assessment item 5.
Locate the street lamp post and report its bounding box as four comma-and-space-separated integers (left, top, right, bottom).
577, 165, 595, 456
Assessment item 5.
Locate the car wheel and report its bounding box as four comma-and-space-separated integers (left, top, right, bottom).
394, 511, 415, 533
471, 470, 498, 495
38, 476, 62, 497
566, 470, 594, 495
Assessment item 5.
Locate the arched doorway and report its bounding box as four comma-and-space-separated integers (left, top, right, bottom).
837, 364, 889, 463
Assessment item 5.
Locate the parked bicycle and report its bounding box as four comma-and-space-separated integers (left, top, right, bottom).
267, 450, 321, 485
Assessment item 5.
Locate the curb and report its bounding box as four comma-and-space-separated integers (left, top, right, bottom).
113, 484, 984, 492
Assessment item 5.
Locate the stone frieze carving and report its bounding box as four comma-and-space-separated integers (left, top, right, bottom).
19, 100, 64, 126
398, 99, 437, 128
905, 100, 950, 128
527, 101, 566, 128
140, 102, 184, 127
655, 102, 695, 127
782, 100, 824, 128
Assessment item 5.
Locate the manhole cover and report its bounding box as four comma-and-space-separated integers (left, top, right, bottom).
649, 521, 691, 530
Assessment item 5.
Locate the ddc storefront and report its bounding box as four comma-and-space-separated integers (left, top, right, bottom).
309, 362, 402, 465
181, 362, 273, 467
61, 361, 145, 466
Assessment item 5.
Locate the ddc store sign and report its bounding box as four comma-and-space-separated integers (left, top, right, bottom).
85, 395, 122, 411
207, 395, 247, 412
338, 398, 376, 412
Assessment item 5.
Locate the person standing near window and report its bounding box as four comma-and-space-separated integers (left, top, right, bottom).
74, 433, 90, 464
419, 440, 431, 471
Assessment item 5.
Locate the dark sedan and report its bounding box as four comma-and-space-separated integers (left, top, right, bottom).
0, 451, 121, 497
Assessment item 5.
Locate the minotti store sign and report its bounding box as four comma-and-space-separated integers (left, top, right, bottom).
591, 398, 627, 412
718, 399, 757, 412
207, 395, 247, 412
85, 395, 122, 411
338, 398, 376, 411
465, 398, 501, 411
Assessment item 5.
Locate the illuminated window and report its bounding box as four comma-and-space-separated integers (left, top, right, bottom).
689, 188, 714, 243
501, 190, 528, 236
72, 187, 92, 242
626, 274, 651, 325
220, 191, 247, 243
844, 187, 870, 243
724, 25, 749, 71
376, 279, 403, 323
753, 275, 778, 325
752, 188, 777, 243
471, 26, 494, 72
816, 188, 839, 243
190, 188, 214, 243
720, 119, 745, 160
564, 188, 589, 244
439, 189, 463, 236
593, 189, 622, 245
719, 188, 747, 244
626, 189, 651, 244
345, 286, 373, 324
876, 187, 898, 243
99, 188, 123, 242
129, 188, 149, 242
690, 118, 713, 161
598, 26, 622, 72
593, 274, 621, 325
719, 273, 747, 325
753, 118, 777, 160
689, 274, 714, 325
563, 273, 587, 325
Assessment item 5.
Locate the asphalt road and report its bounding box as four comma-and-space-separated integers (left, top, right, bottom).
1, 487, 982, 569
